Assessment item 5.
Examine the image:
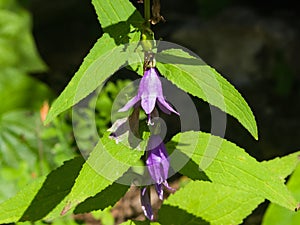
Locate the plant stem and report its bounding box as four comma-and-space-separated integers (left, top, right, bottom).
144, 0, 151, 28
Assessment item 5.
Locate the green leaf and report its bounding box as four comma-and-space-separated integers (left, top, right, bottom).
0, 69, 52, 114
92, 0, 143, 29
262, 164, 300, 225
45, 0, 143, 124
0, 110, 68, 201
156, 49, 258, 139
45, 133, 145, 220
0, 2, 46, 72
92, 207, 114, 225
167, 131, 298, 211
262, 151, 300, 181
158, 205, 209, 225
19, 157, 85, 221
164, 181, 263, 225
45, 34, 138, 124
120, 220, 160, 225
0, 178, 45, 224
0, 157, 84, 224
74, 182, 129, 214
166, 142, 300, 225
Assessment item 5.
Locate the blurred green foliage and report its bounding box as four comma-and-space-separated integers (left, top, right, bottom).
0, 0, 75, 202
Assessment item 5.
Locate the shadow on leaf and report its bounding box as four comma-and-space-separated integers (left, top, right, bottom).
74, 180, 129, 214
19, 156, 85, 222
167, 141, 211, 182
158, 205, 209, 225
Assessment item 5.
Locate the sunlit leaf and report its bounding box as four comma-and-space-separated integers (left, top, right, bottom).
262, 164, 300, 225
45, 133, 145, 220
0, 157, 84, 223
156, 49, 258, 139
45, 0, 143, 124
167, 131, 298, 211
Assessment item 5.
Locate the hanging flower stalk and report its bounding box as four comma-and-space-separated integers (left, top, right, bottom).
109, 50, 178, 220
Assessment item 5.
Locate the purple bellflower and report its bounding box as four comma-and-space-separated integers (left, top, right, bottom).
119, 67, 179, 124
145, 135, 173, 200
140, 134, 174, 220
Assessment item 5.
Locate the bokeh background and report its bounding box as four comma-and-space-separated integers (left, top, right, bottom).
0, 0, 299, 224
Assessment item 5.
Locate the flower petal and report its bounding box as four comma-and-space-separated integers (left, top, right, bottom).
157, 97, 179, 115
155, 183, 164, 200
146, 135, 170, 184
141, 95, 157, 115
140, 187, 154, 221
118, 96, 140, 112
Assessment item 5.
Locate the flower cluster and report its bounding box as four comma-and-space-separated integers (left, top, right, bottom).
109, 58, 178, 220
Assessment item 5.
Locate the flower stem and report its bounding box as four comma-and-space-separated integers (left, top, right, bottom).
141, 0, 154, 52
144, 0, 151, 28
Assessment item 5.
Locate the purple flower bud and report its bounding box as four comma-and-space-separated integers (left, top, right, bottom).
119, 68, 179, 124
140, 186, 154, 221
146, 135, 173, 200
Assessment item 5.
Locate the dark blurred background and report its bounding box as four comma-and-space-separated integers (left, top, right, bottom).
26, 0, 299, 224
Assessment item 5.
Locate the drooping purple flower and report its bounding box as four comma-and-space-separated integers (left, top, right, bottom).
146, 135, 173, 200
119, 67, 179, 124
140, 186, 154, 221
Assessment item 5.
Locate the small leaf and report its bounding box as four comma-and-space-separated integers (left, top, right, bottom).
156, 49, 258, 139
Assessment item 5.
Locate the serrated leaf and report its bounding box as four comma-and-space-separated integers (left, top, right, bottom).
45, 0, 143, 124
165, 180, 263, 225
45, 34, 141, 124
0, 178, 44, 224
92, 0, 143, 29
262, 164, 300, 225
74, 182, 129, 214
45, 133, 145, 220
0, 157, 84, 224
262, 151, 300, 181
167, 150, 300, 225
19, 157, 85, 221
167, 131, 298, 211
156, 49, 258, 139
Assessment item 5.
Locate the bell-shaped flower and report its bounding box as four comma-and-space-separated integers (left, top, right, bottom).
140, 186, 154, 221
146, 135, 173, 200
119, 67, 179, 124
